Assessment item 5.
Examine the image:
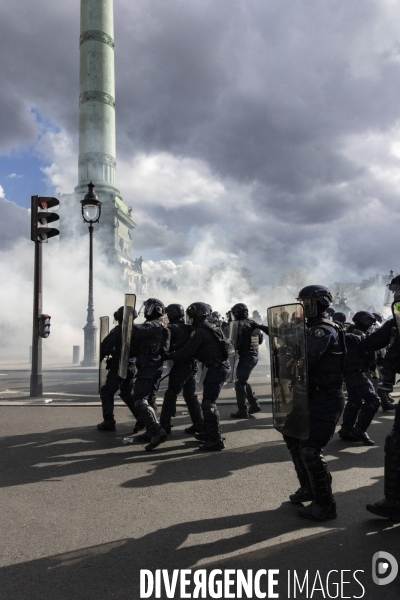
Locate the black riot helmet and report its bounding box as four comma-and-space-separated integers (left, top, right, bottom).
297, 285, 333, 319
387, 274, 400, 300
114, 306, 137, 324
114, 306, 124, 324
352, 310, 376, 330
231, 303, 249, 320
166, 303, 185, 323
186, 302, 211, 323
333, 312, 346, 324
143, 298, 165, 320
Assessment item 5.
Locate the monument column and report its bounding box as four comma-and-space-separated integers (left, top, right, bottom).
77, 0, 117, 195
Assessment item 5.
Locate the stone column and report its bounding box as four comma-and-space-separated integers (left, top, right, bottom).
78, 0, 116, 193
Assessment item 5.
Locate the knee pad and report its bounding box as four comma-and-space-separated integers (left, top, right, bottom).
300, 445, 321, 465
202, 400, 217, 414
134, 398, 149, 412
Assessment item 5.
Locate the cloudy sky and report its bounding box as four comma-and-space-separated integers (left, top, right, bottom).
1, 0, 400, 292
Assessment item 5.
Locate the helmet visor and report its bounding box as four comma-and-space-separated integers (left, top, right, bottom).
296, 297, 318, 319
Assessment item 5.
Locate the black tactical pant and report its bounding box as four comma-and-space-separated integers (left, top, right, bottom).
341, 371, 381, 433
284, 387, 345, 506
100, 367, 136, 422
383, 401, 400, 504
132, 365, 164, 436
202, 363, 231, 442
160, 361, 202, 429
234, 351, 259, 411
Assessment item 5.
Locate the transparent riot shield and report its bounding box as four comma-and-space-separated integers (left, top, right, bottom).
118, 294, 136, 379
392, 301, 400, 336
267, 303, 309, 439
226, 320, 239, 384
98, 316, 109, 392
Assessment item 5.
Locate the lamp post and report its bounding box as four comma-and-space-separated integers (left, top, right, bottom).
80, 182, 102, 367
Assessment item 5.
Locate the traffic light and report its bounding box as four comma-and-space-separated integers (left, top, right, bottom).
38, 314, 51, 338
31, 196, 60, 242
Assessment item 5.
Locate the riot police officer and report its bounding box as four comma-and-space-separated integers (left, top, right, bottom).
338, 311, 380, 445
130, 298, 170, 450
349, 275, 400, 520
97, 307, 138, 431
229, 303, 269, 419
284, 285, 346, 521
160, 304, 203, 435
165, 302, 231, 451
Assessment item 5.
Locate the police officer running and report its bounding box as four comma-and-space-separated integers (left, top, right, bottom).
229, 303, 269, 419
284, 285, 346, 521
130, 298, 170, 450
97, 306, 138, 431
338, 311, 380, 445
165, 302, 231, 451
160, 304, 203, 435
348, 275, 400, 521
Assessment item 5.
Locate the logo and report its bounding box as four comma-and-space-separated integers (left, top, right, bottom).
372, 552, 398, 586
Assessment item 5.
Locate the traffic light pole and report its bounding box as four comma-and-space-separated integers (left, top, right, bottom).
30, 241, 43, 397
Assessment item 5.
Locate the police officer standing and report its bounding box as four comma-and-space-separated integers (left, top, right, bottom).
338, 311, 380, 445
229, 303, 269, 419
160, 304, 203, 435
284, 285, 346, 521
165, 302, 231, 451
97, 306, 138, 431
130, 298, 170, 450
348, 275, 400, 521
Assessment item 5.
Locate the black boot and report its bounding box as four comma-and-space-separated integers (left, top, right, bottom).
230, 409, 249, 419
298, 446, 336, 521
145, 428, 168, 451
248, 402, 262, 414
352, 430, 375, 445
97, 419, 116, 431
366, 499, 400, 521
198, 438, 226, 452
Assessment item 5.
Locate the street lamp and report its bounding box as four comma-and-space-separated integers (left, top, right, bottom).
80, 182, 102, 367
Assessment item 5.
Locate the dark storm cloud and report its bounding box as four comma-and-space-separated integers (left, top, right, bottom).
0, 0, 79, 153
1, 0, 400, 282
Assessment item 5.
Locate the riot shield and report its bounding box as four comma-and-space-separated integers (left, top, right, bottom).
98, 316, 109, 392
226, 320, 239, 384
267, 303, 309, 439
118, 294, 136, 380
392, 300, 400, 337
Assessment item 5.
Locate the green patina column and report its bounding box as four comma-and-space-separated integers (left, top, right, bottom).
75, 0, 136, 271
78, 0, 117, 192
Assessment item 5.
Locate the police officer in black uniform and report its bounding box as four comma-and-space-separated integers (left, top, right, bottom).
229, 303, 269, 419
285, 285, 346, 521
165, 302, 231, 451
130, 298, 170, 450
97, 306, 138, 431
338, 311, 379, 445
347, 276, 400, 520
160, 304, 203, 435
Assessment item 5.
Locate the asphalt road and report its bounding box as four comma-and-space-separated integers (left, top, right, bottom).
0, 404, 399, 600
0, 361, 272, 405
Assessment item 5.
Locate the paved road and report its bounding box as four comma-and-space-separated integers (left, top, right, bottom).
0, 404, 399, 599
0, 361, 272, 405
